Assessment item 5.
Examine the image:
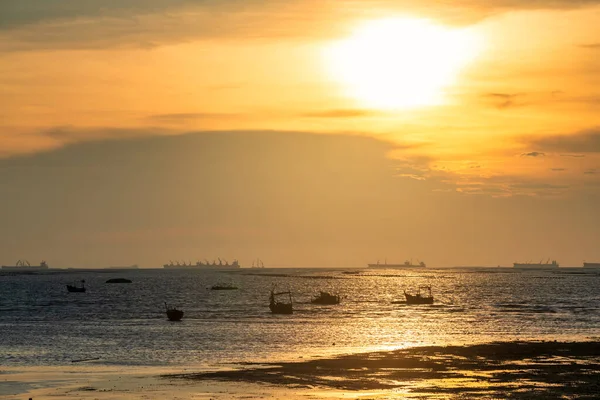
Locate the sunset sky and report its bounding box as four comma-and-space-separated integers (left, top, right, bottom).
0, 0, 599, 268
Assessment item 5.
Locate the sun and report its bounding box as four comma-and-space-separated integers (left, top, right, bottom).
325, 17, 481, 110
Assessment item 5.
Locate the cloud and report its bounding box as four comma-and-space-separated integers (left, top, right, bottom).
0, 129, 431, 266
5, 126, 594, 268
301, 109, 383, 118
452, 173, 574, 197
483, 93, 525, 109
1, 0, 600, 50
584, 168, 597, 174
509, 182, 569, 190
146, 113, 243, 124
580, 42, 600, 49
42, 126, 171, 146
527, 128, 600, 153
521, 151, 545, 157
2, 0, 598, 30
0, 1, 223, 30
1, 126, 595, 201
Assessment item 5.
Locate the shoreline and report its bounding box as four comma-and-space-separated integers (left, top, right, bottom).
4, 340, 600, 399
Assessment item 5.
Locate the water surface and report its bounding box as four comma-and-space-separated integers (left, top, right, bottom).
1, 268, 598, 366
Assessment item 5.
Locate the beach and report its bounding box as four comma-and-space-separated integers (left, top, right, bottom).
3, 341, 600, 399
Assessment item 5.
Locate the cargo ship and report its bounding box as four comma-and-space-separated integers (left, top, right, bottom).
2, 260, 49, 271
163, 259, 241, 269
583, 262, 600, 269
513, 259, 559, 269
368, 260, 426, 268
108, 264, 139, 269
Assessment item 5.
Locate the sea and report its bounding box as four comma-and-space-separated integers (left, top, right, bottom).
1, 267, 599, 367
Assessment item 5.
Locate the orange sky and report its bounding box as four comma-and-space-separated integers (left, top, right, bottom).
0, 1, 599, 267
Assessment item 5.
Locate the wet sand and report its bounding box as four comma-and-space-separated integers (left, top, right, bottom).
173, 341, 600, 399
3, 341, 600, 399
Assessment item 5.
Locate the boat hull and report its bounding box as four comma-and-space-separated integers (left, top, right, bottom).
211, 286, 238, 290
404, 293, 433, 304
166, 310, 184, 321
269, 303, 293, 314
311, 292, 340, 305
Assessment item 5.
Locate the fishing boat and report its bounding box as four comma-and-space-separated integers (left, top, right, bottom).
269, 289, 293, 314
311, 291, 340, 305
210, 284, 238, 290
66, 280, 86, 293
164, 302, 184, 321
404, 285, 433, 305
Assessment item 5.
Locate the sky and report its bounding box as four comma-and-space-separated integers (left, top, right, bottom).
0, 0, 599, 268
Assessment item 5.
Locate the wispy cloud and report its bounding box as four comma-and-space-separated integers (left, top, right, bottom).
527, 128, 600, 153
579, 42, 600, 49
146, 113, 243, 124
482, 92, 525, 109
301, 109, 382, 118
521, 151, 545, 157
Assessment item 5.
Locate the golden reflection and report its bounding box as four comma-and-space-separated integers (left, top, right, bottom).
325, 17, 482, 110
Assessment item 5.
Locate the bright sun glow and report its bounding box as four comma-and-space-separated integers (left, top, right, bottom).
325, 17, 481, 110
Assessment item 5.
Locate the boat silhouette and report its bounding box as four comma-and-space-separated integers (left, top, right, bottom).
211, 284, 238, 290
67, 280, 86, 293
368, 259, 426, 268
404, 285, 433, 305
311, 291, 340, 305
269, 288, 293, 314
164, 302, 184, 321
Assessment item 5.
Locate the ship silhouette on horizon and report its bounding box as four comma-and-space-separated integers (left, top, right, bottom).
163, 258, 241, 269
368, 259, 426, 268
513, 259, 559, 269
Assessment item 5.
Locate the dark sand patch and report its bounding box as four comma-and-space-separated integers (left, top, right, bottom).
170, 341, 600, 398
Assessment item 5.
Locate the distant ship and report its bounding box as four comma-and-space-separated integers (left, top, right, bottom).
251, 258, 265, 268
583, 262, 600, 269
163, 259, 241, 269
2, 260, 49, 271
108, 264, 139, 269
513, 259, 559, 269
368, 260, 426, 268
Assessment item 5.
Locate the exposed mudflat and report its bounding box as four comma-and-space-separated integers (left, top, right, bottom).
173, 341, 600, 398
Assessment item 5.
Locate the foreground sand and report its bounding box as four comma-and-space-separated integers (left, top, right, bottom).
3, 341, 600, 399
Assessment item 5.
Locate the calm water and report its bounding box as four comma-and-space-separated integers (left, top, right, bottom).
1, 268, 599, 367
